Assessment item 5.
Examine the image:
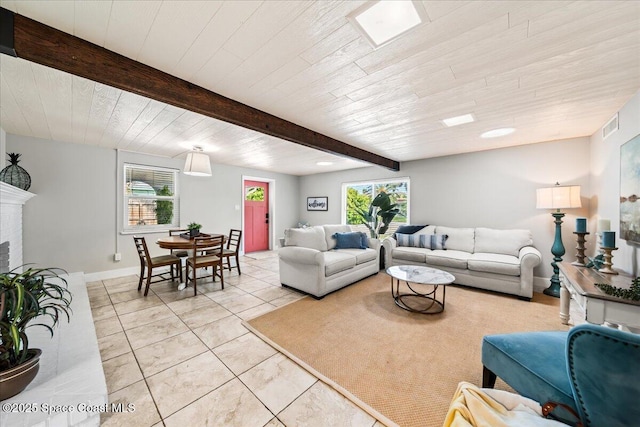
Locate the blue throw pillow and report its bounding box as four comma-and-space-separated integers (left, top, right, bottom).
333, 232, 367, 249
360, 233, 369, 248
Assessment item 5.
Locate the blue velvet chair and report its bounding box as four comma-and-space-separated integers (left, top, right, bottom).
482, 323, 640, 426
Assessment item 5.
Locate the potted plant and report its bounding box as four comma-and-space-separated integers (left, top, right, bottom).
187, 222, 202, 237
0, 267, 72, 400
354, 191, 401, 238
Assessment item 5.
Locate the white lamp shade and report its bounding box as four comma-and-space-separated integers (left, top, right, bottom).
184, 152, 212, 176
536, 185, 581, 209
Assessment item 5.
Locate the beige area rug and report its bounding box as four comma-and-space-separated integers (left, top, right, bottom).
245, 273, 568, 427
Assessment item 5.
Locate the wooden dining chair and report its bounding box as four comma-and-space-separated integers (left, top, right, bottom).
133, 236, 182, 296
185, 235, 224, 296
222, 229, 242, 275
168, 228, 189, 276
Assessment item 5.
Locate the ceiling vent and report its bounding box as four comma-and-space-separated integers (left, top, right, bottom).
602, 113, 619, 140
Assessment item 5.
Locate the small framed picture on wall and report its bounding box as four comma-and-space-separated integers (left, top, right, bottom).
307, 197, 328, 211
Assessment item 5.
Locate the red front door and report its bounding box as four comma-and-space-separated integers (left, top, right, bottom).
244, 180, 269, 253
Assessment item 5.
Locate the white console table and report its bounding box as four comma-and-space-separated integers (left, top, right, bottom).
558, 262, 640, 331
0, 273, 108, 426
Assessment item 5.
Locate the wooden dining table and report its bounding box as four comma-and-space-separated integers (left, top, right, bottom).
156, 233, 226, 250
156, 233, 226, 290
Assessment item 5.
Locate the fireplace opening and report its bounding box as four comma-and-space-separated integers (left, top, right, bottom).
0, 241, 9, 273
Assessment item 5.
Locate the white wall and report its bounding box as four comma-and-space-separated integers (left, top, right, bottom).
299, 137, 592, 279
590, 90, 640, 276
7, 136, 117, 273
0, 128, 6, 169
6, 134, 299, 274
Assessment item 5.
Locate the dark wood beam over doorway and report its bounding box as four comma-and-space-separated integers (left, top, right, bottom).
0, 8, 400, 171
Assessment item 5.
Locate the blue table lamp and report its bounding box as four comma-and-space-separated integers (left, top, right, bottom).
536, 183, 582, 297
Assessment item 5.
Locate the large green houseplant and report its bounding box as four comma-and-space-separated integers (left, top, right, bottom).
354, 191, 401, 238
0, 267, 72, 400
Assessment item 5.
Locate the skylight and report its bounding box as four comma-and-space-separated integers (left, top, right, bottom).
442, 114, 475, 127
348, 1, 425, 48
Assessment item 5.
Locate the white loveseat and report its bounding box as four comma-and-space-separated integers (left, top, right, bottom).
382, 226, 542, 300
278, 225, 380, 298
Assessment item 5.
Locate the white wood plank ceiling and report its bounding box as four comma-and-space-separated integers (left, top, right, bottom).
0, 0, 638, 176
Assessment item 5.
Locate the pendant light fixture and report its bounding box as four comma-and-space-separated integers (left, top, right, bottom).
183, 146, 211, 176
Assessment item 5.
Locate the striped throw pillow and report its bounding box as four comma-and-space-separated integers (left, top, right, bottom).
429, 234, 448, 250
396, 233, 448, 250
396, 233, 429, 248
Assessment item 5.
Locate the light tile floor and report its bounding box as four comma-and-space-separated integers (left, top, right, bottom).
88, 251, 384, 427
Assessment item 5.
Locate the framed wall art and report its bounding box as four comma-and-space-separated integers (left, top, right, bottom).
307, 196, 328, 211
620, 133, 640, 243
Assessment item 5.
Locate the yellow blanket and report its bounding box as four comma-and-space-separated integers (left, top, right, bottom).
443, 382, 567, 427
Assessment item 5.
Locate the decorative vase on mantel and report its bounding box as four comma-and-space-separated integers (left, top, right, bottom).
0, 153, 31, 191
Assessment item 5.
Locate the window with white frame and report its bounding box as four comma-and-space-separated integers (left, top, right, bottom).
124, 163, 179, 231
342, 178, 409, 238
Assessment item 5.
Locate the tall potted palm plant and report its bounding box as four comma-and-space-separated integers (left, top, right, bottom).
353, 191, 401, 269
0, 267, 72, 400
354, 191, 401, 238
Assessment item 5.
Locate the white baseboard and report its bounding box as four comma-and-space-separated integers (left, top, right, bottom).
82, 266, 140, 283
533, 276, 551, 293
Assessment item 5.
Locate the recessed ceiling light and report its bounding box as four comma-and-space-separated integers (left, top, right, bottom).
317, 161, 333, 166
480, 128, 515, 138
348, 1, 425, 49
442, 114, 475, 127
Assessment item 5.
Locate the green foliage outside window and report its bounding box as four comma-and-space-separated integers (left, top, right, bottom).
155, 185, 174, 225
346, 187, 371, 224
246, 186, 265, 201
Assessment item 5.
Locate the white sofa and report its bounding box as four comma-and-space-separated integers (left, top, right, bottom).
382, 225, 542, 300
278, 225, 380, 298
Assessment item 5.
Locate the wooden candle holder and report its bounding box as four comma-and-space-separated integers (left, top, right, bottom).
572, 232, 589, 266
597, 232, 604, 255
598, 247, 619, 275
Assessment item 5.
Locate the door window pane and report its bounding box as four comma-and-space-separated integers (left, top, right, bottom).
245, 186, 265, 201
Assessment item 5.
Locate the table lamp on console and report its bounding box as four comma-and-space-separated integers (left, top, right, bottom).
536, 182, 582, 297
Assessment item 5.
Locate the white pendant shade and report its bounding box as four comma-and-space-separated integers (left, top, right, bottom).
184, 152, 212, 176
536, 185, 581, 209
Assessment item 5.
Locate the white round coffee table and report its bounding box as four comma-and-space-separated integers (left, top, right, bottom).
386, 265, 455, 314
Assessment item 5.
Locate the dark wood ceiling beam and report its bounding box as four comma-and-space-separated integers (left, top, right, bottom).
1, 8, 400, 171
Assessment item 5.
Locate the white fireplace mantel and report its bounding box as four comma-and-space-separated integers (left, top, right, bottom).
0, 181, 36, 204
1, 181, 36, 272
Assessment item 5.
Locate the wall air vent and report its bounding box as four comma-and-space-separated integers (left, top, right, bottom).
602, 113, 619, 140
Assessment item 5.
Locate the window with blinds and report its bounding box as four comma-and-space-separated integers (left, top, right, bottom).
124, 163, 179, 231
342, 178, 409, 238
